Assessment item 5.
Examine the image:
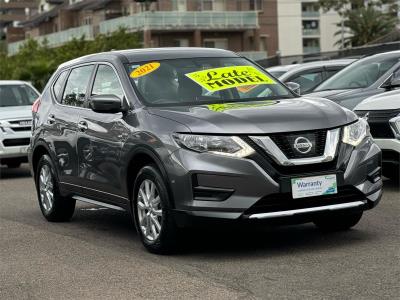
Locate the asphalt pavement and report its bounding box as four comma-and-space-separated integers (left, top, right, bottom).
0, 164, 399, 299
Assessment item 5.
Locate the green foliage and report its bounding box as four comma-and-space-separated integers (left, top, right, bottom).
318, 0, 398, 47
335, 6, 397, 47
0, 28, 141, 91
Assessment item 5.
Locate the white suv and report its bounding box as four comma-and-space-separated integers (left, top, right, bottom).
355, 90, 400, 181
0, 81, 39, 168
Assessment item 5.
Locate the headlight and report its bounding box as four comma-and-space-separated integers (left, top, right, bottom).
342, 118, 370, 147
389, 115, 400, 139
173, 134, 254, 158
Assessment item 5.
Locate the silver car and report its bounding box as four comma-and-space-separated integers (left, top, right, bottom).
0, 80, 40, 168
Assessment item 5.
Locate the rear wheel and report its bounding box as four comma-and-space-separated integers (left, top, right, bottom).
36, 154, 75, 222
313, 211, 363, 231
132, 164, 178, 254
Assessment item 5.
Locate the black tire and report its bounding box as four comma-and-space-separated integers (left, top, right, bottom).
382, 165, 400, 183
314, 211, 363, 231
7, 162, 21, 169
35, 154, 76, 222
132, 164, 178, 254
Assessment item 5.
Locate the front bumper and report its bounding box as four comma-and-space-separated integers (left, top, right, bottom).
0, 131, 31, 161
374, 138, 400, 168
165, 136, 382, 223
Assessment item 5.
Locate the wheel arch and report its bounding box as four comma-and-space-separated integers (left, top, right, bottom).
31, 141, 52, 180
125, 146, 175, 212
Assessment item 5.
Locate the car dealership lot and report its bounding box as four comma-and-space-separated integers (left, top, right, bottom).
0, 165, 399, 299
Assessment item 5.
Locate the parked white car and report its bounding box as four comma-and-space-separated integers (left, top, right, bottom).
0, 80, 40, 168
354, 90, 400, 181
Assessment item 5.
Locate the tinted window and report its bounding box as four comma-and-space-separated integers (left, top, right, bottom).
0, 84, 39, 107
62, 65, 94, 107
325, 68, 342, 78
315, 56, 400, 91
52, 70, 68, 102
289, 71, 323, 93
92, 65, 124, 99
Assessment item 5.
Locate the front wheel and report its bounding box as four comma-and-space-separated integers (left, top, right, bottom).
36, 154, 76, 222
313, 211, 363, 231
132, 164, 178, 254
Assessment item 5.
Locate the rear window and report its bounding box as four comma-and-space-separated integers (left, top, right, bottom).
0, 84, 39, 107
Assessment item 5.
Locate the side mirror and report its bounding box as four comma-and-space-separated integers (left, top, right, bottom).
89, 94, 123, 113
286, 82, 301, 95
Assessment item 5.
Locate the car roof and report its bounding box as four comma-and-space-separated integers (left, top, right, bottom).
268, 59, 356, 73
0, 80, 33, 85
59, 47, 238, 69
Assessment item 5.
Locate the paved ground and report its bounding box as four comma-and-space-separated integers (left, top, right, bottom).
0, 164, 399, 299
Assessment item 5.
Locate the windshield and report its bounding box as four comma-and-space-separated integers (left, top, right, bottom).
315, 56, 400, 91
0, 84, 39, 107
127, 57, 294, 106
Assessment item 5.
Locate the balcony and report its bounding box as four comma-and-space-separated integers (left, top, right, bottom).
99, 11, 259, 34
302, 11, 320, 18
8, 25, 94, 55
302, 28, 320, 36
303, 46, 321, 54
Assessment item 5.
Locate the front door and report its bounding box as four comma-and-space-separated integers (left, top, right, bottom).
76, 64, 129, 206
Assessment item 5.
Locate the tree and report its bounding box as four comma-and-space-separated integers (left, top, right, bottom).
334, 5, 397, 47
318, 0, 398, 47
0, 28, 141, 91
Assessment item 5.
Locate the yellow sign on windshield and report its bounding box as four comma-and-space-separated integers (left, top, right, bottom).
185, 66, 276, 92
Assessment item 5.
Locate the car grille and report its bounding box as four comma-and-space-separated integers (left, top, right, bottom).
244, 186, 365, 216
269, 130, 327, 159
355, 109, 400, 139
2, 138, 30, 147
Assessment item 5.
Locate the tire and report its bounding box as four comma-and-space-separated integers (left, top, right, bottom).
132, 164, 178, 254
382, 165, 400, 183
313, 211, 363, 231
35, 154, 76, 222
7, 162, 21, 169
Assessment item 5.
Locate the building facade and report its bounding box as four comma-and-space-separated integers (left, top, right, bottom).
277, 0, 343, 56
8, 0, 279, 60
0, 0, 38, 47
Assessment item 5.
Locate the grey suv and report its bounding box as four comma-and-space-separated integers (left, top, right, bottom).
29, 48, 383, 253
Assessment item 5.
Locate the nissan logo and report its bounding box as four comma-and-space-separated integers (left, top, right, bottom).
294, 137, 313, 154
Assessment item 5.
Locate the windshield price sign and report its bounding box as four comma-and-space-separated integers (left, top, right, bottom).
185, 66, 276, 92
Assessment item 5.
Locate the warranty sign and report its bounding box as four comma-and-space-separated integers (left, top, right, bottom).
185, 66, 276, 92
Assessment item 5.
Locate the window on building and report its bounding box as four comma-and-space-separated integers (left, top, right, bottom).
250, 0, 262, 11
62, 65, 94, 107
172, 0, 187, 11
91, 65, 124, 100
203, 38, 228, 49
303, 38, 320, 54
173, 39, 190, 47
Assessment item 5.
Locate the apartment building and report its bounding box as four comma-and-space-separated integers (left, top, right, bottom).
0, 0, 38, 46
277, 0, 342, 56
8, 0, 278, 60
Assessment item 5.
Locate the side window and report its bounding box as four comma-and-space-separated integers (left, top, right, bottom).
91, 65, 124, 100
52, 70, 68, 102
289, 71, 323, 94
325, 68, 341, 79
62, 65, 94, 107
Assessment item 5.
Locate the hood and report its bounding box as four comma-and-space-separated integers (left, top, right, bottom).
309, 89, 363, 100
0, 106, 32, 121
355, 90, 400, 111
148, 98, 357, 134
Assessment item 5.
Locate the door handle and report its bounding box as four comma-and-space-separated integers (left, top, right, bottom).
78, 121, 88, 132
47, 114, 55, 124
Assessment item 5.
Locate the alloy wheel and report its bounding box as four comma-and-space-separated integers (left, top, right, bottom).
39, 164, 54, 212
137, 179, 163, 241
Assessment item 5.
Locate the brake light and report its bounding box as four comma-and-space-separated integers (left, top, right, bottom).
32, 97, 41, 113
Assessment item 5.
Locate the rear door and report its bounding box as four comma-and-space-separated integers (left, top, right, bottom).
48, 65, 95, 193
76, 64, 129, 206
